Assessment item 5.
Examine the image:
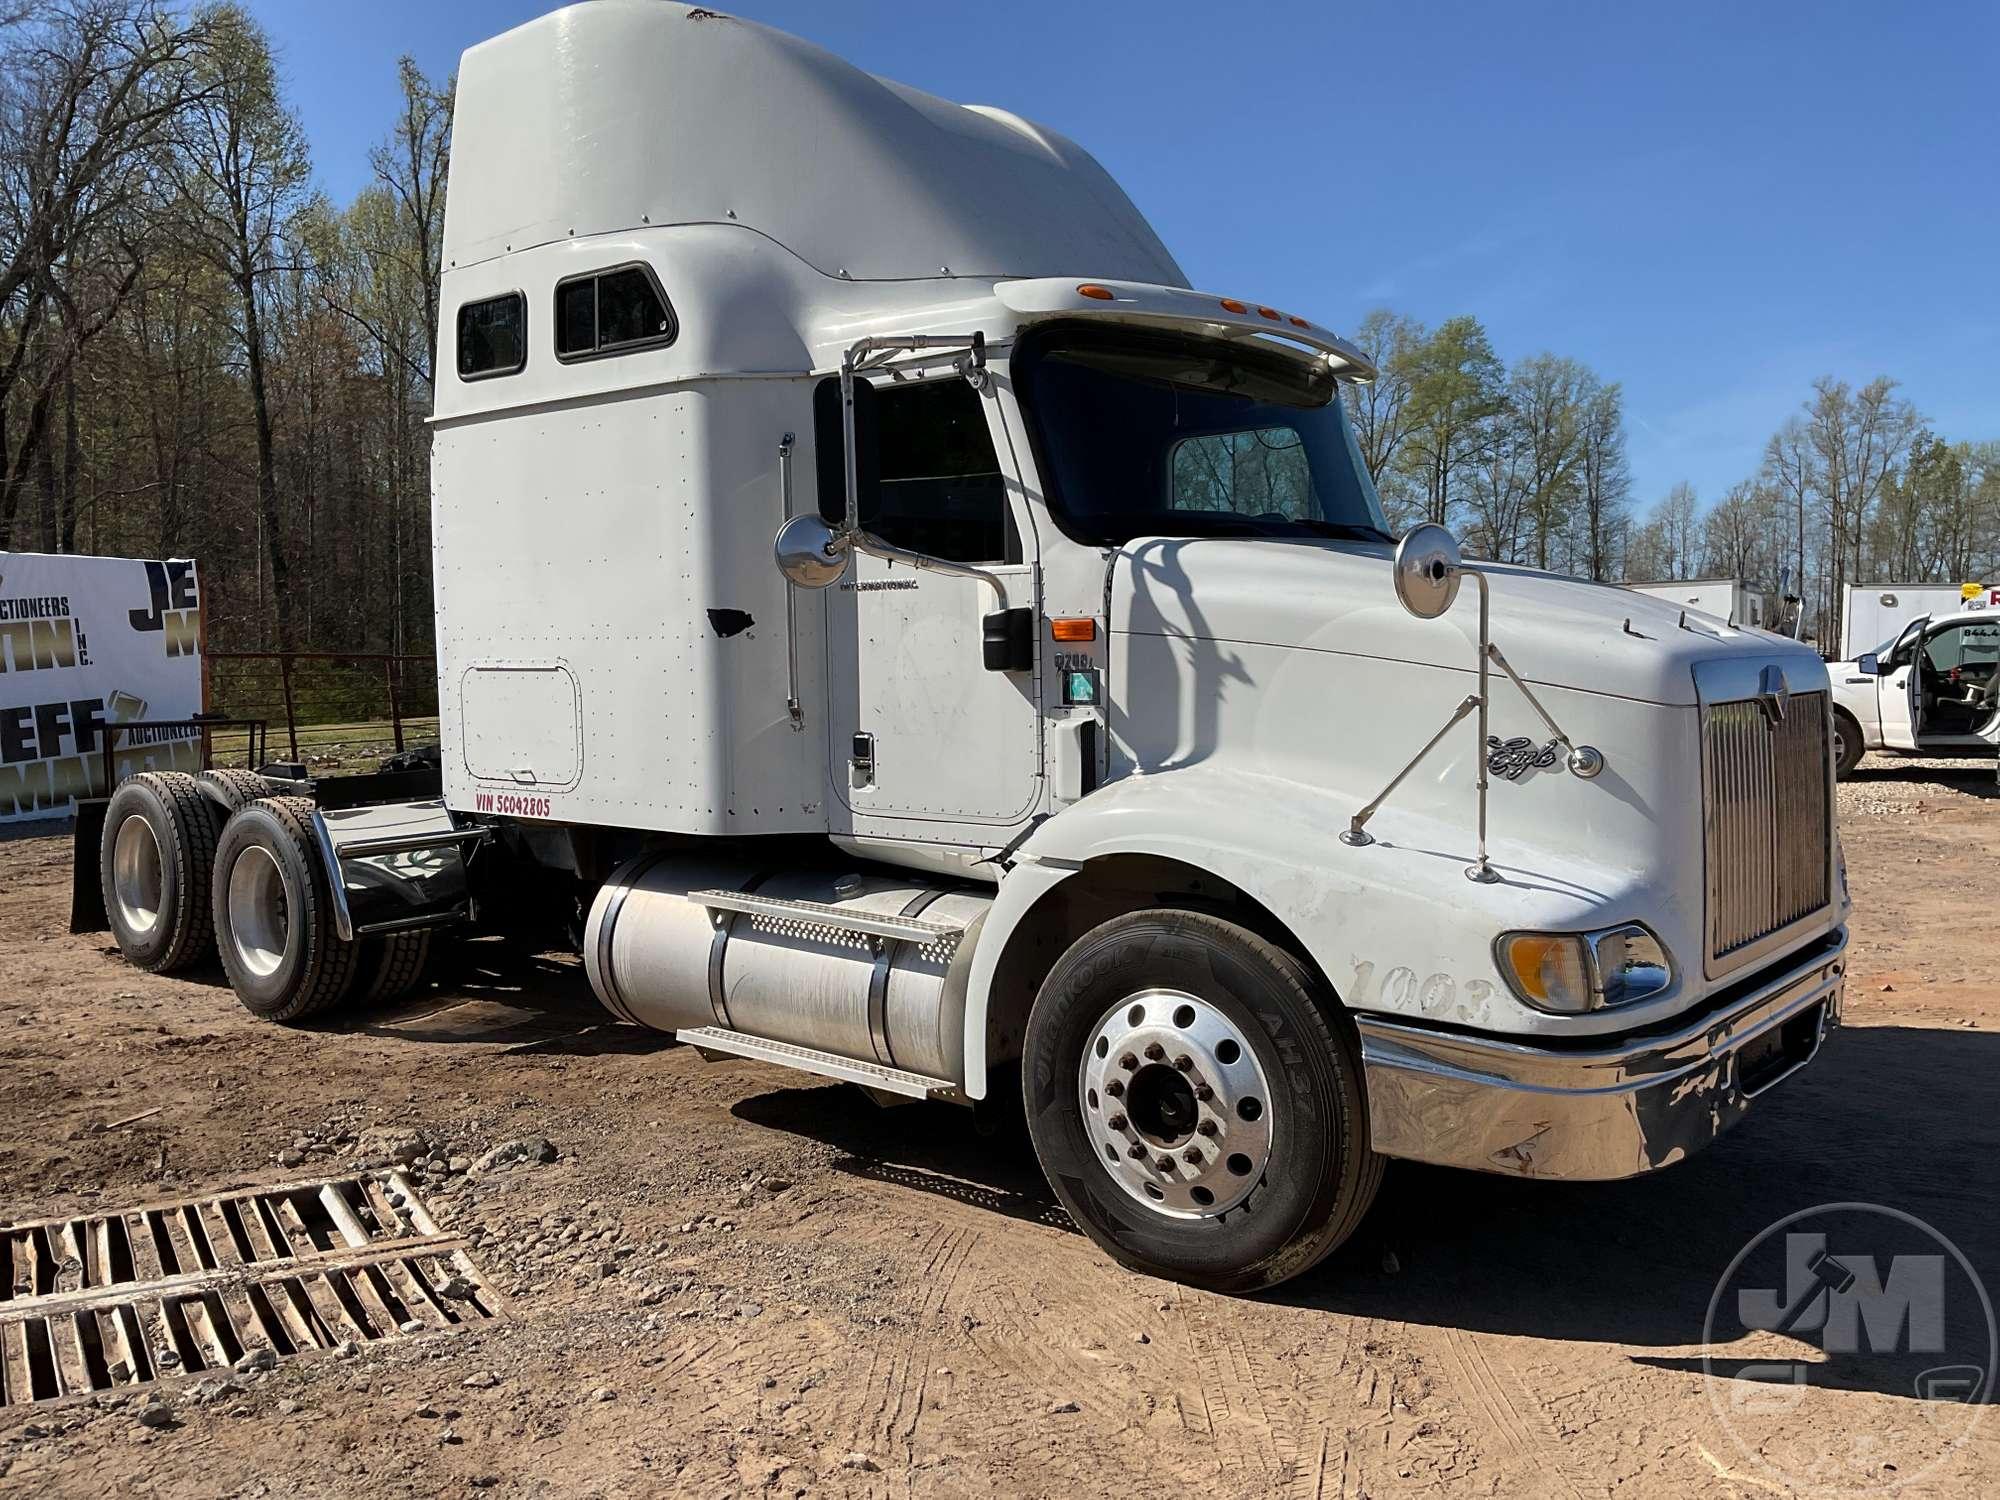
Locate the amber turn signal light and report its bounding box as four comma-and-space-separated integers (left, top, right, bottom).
1050, 618, 1096, 642
1077, 284, 1115, 300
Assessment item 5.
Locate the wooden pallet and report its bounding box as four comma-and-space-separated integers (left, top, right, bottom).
0, 1172, 500, 1408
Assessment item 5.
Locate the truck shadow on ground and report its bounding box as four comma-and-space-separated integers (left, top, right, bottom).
337, 939, 677, 1056
1295, 1022, 2000, 1402
735, 1025, 1997, 1404
731, 1082, 1076, 1233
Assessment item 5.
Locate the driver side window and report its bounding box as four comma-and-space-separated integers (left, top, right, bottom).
814, 377, 1017, 565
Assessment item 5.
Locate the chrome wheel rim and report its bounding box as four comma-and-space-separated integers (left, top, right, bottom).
1078, 988, 1274, 1219
226, 845, 289, 979
112, 816, 164, 938
1833, 720, 1849, 766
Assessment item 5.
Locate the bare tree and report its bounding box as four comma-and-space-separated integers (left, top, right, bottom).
1627, 483, 1701, 581
1576, 381, 1629, 580
0, 0, 211, 544
162, 0, 311, 644
1700, 480, 1776, 581
1464, 416, 1529, 561
1342, 308, 1424, 495
1761, 416, 1815, 632
1804, 375, 1918, 637
1509, 353, 1588, 571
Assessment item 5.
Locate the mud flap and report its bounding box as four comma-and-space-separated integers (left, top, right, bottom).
310, 800, 485, 942
69, 797, 109, 933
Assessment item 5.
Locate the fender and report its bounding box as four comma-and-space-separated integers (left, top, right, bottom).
959, 762, 1672, 1098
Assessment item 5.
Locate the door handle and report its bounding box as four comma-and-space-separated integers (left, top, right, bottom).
849, 732, 875, 790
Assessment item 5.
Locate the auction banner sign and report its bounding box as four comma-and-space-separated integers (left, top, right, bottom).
0, 552, 205, 823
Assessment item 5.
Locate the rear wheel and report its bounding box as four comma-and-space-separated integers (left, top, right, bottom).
354, 930, 433, 1006
212, 796, 361, 1022
100, 772, 221, 972
1022, 909, 1382, 1293
1832, 709, 1865, 779
197, 767, 279, 814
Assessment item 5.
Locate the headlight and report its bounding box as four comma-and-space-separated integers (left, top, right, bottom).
1494, 923, 1674, 1014
1588, 924, 1673, 1007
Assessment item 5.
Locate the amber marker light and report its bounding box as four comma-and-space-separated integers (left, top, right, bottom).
1219, 297, 1248, 313
1050, 618, 1097, 642
1077, 283, 1115, 300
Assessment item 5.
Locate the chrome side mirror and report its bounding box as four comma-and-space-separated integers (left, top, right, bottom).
1392, 522, 1463, 619
1856, 652, 1880, 676
774, 513, 850, 589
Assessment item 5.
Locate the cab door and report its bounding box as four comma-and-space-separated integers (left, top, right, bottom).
1914, 617, 2000, 747
1877, 616, 1927, 751
819, 376, 1041, 832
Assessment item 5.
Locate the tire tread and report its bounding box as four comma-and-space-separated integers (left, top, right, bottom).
357, 930, 432, 1006
103, 771, 220, 973
213, 795, 360, 1022
197, 767, 278, 813
1024, 908, 1382, 1293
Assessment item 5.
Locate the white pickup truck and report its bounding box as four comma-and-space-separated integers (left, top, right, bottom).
75, 1, 1849, 1294
1828, 599, 2000, 776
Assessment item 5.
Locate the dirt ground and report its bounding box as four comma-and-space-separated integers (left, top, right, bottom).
2, 753, 1996, 1498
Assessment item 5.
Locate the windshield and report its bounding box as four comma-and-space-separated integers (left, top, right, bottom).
1014, 323, 1391, 547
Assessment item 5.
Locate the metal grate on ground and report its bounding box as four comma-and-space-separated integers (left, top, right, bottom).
0, 1172, 500, 1408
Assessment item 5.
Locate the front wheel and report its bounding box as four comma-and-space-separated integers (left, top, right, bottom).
1021, 910, 1382, 1293
1832, 709, 1865, 779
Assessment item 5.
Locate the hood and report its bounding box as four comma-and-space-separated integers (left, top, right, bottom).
1109, 537, 1825, 707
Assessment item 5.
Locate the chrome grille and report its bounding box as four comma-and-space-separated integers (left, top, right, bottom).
1703, 689, 1832, 965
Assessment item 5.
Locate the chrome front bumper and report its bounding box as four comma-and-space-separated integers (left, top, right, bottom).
1355, 930, 1846, 1179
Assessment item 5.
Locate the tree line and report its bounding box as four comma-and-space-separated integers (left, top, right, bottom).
4, 3, 1993, 659
1343, 311, 1634, 582
0, 0, 444, 655
1344, 310, 1998, 645
1621, 383, 1998, 645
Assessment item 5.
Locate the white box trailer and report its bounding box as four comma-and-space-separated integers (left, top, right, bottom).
75, 2, 1848, 1293
1624, 578, 1766, 630
1840, 581, 1981, 661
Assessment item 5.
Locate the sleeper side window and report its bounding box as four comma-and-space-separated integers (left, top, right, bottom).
554, 263, 676, 360
457, 292, 526, 380
814, 377, 1015, 565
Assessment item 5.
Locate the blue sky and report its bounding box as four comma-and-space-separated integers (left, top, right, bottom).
245, 1, 1996, 515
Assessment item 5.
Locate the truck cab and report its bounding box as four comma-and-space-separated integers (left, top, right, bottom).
85, 1, 1851, 1294
1830, 606, 2000, 774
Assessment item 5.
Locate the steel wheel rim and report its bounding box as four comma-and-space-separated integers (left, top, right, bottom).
1077, 987, 1275, 1220
1833, 720, 1847, 765
226, 845, 289, 979
112, 815, 164, 938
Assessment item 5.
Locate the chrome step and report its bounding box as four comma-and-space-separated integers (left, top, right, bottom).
688, 889, 967, 951
675, 1026, 955, 1101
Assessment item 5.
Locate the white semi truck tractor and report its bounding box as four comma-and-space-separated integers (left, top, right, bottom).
77, 2, 1849, 1293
